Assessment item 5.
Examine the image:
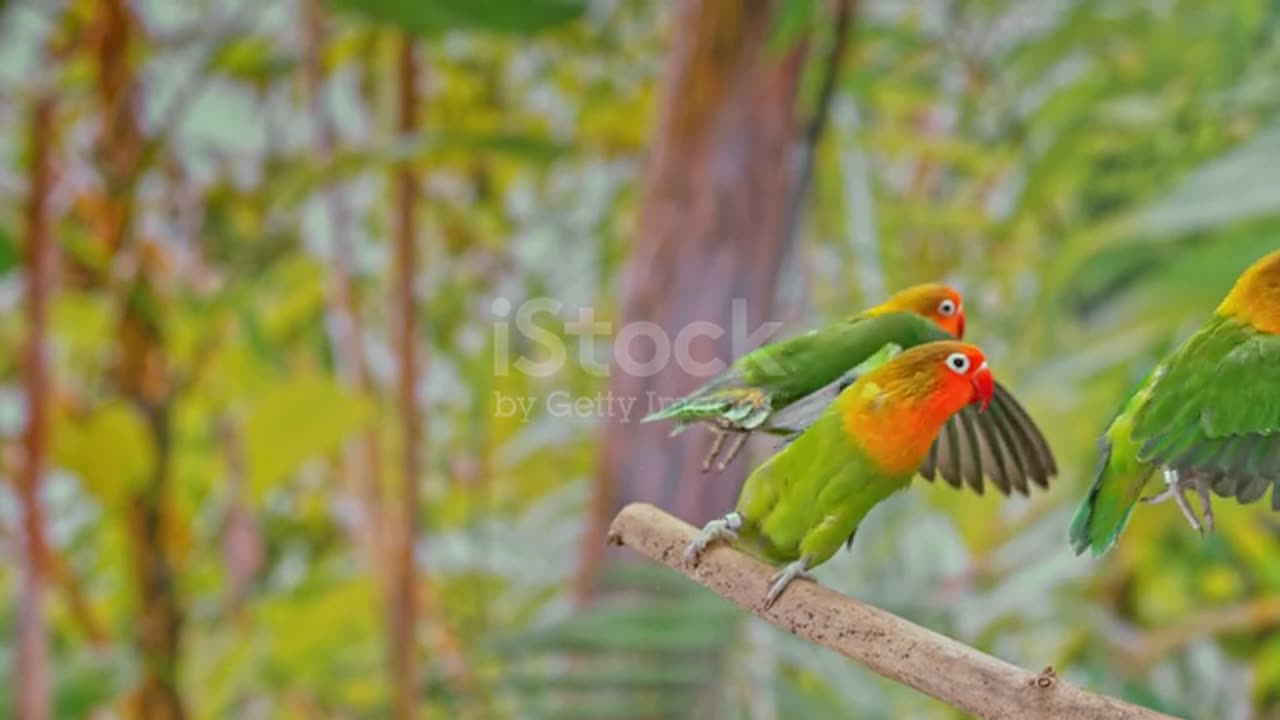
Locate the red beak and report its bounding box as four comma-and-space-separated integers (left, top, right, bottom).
971, 362, 993, 413
956, 311, 966, 339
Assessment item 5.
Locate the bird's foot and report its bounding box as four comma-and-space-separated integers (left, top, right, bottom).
765, 557, 815, 609
683, 511, 743, 565
1142, 468, 1215, 535
702, 429, 727, 473
715, 433, 749, 472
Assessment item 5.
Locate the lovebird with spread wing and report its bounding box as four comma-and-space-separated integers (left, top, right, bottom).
1070, 249, 1280, 556
642, 284, 1056, 500
684, 341, 998, 607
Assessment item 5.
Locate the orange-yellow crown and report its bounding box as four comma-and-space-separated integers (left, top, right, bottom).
867, 283, 966, 338
1217, 250, 1280, 334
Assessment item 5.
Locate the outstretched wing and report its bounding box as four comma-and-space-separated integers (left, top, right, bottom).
918, 381, 1057, 496
1130, 318, 1280, 506
777, 380, 1057, 496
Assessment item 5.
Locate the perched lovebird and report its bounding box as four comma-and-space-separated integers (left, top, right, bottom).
684, 341, 996, 607
1070, 249, 1280, 557
642, 283, 1056, 502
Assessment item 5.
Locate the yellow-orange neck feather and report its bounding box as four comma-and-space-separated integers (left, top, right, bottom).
839, 364, 971, 475
1217, 250, 1280, 335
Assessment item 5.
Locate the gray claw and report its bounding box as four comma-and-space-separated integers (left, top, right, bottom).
1144, 468, 1214, 535
764, 557, 815, 609
684, 512, 743, 565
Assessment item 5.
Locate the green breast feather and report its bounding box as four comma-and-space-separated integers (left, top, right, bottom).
732, 397, 912, 566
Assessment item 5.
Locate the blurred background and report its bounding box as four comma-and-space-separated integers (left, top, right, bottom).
1, 0, 1279, 718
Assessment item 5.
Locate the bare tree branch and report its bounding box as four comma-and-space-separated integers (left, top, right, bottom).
607, 503, 1180, 720
783, 0, 857, 250
390, 31, 424, 720
16, 92, 56, 720
1120, 597, 1280, 673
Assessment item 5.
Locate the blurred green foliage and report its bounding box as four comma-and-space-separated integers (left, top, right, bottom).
0, 0, 1278, 718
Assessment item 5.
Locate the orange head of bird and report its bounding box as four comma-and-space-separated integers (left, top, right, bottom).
839, 341, 995, 475
880, 283, 966, 338
1218, 249, 1280, 335
939, 343, 993, 413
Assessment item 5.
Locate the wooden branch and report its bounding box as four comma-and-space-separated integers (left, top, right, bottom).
607, 503, 1180, 720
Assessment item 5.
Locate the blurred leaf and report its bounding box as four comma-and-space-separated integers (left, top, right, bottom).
255, 578, 383, 709
267, 131, 569, 208
51, 292, 114, 360
0, 224, 15, 276
244, 375, 373, 500
1136, 122, 1280, 236
768, 0, 816, 54
55, 401, 156, 502
510, 600, 737, 654
207, 36, 296, 85
53, 650, 135, 719
327, 0, 586, 35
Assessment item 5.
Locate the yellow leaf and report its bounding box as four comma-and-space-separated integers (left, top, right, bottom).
51, 292, 113, 360
55, 401, 155, 504
244, 375, 373, 500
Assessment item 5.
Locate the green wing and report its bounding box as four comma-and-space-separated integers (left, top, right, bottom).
641, 312, 945, 430
1128, 316, 1280, 506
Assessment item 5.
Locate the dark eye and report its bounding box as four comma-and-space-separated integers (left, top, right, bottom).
945, 352, 969, 374
938, 299, 957, 317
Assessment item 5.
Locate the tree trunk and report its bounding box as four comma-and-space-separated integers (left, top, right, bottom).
578, 0, 808, 600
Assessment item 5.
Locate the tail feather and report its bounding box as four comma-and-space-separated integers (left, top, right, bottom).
1068, 443, 1152, 557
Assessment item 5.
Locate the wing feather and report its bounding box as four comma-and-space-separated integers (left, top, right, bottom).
916, 381, 1056, 497
1133, 319, 1280, 507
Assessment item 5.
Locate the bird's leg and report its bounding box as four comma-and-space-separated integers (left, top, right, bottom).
683, 511, 743, 565
1142, 468, 1214, 535
702, 428, 727, 473
765, 556, 815, 609
1194, 476, 1215, 535
715, 432, 750, 472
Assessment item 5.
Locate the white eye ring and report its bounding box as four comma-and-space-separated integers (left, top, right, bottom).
938, 298, 958, 317
945, 352, 970, 375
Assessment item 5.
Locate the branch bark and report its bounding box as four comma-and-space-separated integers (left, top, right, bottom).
16, 93, 56, 720
607, 503, 1180, 720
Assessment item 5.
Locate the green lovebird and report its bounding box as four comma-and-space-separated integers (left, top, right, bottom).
684, 341, 997, 607
642, 283, 1056, 498
1070, 249, 1280, 557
